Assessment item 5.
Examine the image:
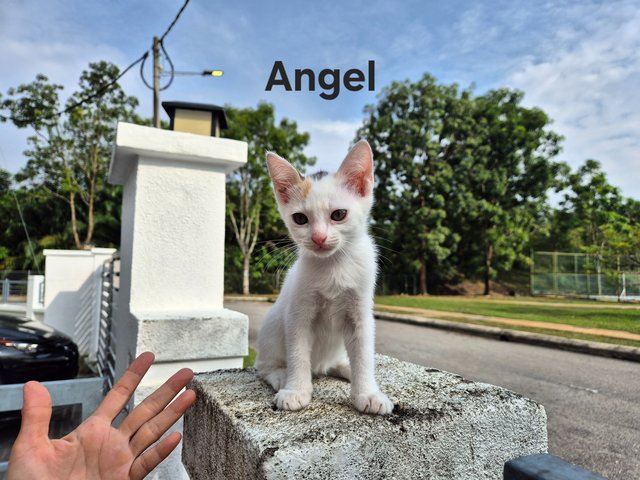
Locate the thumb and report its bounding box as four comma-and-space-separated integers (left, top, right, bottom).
18, 381, 52, 442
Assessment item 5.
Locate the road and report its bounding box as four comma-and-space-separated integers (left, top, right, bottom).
226, 300, 640, 479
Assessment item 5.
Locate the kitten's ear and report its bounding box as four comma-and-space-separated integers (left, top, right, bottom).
337, 139, 374, 197
266, 152, 304, 204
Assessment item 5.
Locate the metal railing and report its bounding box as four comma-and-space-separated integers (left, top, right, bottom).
96, 254, 120, 393
0, 279, 28, 304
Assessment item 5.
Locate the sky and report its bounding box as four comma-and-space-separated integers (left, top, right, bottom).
0, 0, 638, 199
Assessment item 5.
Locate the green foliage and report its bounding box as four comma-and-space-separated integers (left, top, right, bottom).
0, 178, 71, 271
456, 88, 564, 294
223, 103, 314, 294
1, 64, 636, 298
359, 75, 565, 294
559, 160, 635, 256
546, 161, 640, 298
2, 61, 138, 250
358, 74, 472, 293
243, 347, 257, 368
0, 170, 10, 269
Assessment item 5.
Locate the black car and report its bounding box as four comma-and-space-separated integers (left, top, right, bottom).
0, 314, 79, 384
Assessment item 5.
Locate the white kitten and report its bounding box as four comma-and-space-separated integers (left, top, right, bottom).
255, 140, 393, 415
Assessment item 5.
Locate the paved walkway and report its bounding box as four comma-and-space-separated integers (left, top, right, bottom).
374, 304, 640, 342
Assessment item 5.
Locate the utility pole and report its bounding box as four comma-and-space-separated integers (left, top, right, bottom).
142, 34, 223, 127
153, 36, 161, 128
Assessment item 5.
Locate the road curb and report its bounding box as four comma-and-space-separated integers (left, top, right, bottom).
225, 295, 274, 302
374, 311, 640, 363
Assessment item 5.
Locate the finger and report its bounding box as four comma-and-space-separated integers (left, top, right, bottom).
94, 351, 155, 421
129, 389, 196, 457
119, 367, 194, 437
129, 431, 182, 480
17, 381, 52, 442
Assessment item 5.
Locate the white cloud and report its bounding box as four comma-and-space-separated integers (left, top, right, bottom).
2, 0, 639, 206
452, 4, 500, 53
0, 36, 138, 172
298, 119, 362, 172
507, 1, 640, 199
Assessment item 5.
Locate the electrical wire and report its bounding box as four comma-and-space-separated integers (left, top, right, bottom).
159, 0, 190, 42
139, 38, 175, 92
149, 0, 190, 92
0, 0, 191, 271
159, 40, 175, 91
11, 189, 41, 274
0, 0, 190, 124
0, 146, 41, 274
0, 52, 149, 125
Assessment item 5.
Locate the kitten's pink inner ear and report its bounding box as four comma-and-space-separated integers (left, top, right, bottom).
337, 140, 374, 197
266, 152, 303, 204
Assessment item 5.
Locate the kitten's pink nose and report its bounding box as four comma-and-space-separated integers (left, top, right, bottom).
312, 233, 327, 247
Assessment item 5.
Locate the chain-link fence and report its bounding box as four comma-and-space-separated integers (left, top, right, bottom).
531, 251, 640, 300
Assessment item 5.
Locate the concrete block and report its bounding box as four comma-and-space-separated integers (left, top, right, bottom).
134, 309, 249, 361
182, 355, 547, 480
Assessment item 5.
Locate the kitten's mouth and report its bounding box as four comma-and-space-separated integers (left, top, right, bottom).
307, 243, 338, 257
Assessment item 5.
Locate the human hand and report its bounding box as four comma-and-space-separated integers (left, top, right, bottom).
7, 352, 196, 480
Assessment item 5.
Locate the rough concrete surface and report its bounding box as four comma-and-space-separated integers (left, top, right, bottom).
182, 355, 547, 479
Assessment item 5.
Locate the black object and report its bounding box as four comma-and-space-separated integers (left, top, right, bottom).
504, 453, 607, 480
0, 314, 79, 384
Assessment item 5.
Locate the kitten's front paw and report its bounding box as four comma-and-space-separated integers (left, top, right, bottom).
352, 391, 394, 415
275, 389, 312, 411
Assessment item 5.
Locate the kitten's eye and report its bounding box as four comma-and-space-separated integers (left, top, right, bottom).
330, 209, 347, 221
292, 212, 308, 225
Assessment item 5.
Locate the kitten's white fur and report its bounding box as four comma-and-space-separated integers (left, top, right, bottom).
255, 140, 393, 415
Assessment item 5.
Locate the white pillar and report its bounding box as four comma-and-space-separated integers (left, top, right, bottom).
43, 248, 116, 365
109, 122, 249, 479
25, 274, 44, 321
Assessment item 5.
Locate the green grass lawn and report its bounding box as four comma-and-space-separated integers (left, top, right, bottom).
375, 295, 640, 335
243, 347, 257, 368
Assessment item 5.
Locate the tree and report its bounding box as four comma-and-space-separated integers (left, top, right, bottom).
561, 159, 628, 255
358, 74, 474, 294
558, 160, 639, 296
458, 88, 563, 294
223, 103, 314, 295
358, 76, 565, 295
0, 169, 12, 269
1, 61, 138, 249
0, 168, 72, 271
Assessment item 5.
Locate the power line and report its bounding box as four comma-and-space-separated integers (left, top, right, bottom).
0, 1, 191, 270
0, 52, 149, 126
139, 40, 174, 92
0, 0, 190, 125
11, 188, 41, 274
0, 146, 41, 274
159, 0, 190, 42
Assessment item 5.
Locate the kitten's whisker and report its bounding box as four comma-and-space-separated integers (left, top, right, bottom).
260, 246, 297, 272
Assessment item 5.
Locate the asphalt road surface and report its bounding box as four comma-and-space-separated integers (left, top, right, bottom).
226, 300, 640, 479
